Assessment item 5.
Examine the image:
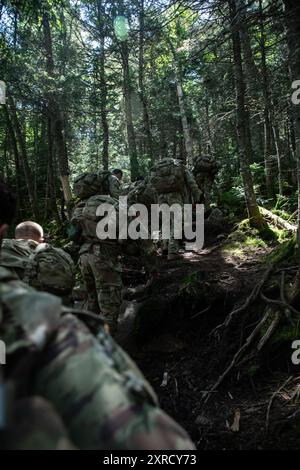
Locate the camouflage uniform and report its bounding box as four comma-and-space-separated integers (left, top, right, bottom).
79, 243, 122, 329
2, 397, 76, 450
151, 159, 201, 259
127, 178, 158, 210
72, 195, 123, 334
193, 155, 220, 210
109, 174, 122, 199
0, 267, 195, 450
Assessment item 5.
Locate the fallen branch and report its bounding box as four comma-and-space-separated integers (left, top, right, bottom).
190, 305, 211, 320
266, 376, 293, 432
259, 206, 297, 233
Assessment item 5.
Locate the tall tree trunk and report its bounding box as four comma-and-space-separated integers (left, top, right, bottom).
258, 0, 276, 198
97, 0, 109, 170
283, 0, 300, 267
46, 116, 59, 219
6, 98, 38, 219
272, 122, 283, 195
42, 10, 72, 217
139, 0, 154, 165
228, 0, 265, 229
166, 37, 193, 163
121, 41, 139, 179
5, 111, 21, 212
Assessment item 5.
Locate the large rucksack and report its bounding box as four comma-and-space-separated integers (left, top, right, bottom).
0, 239, 37, 278
73, 171, 112, 199
71, 195, 120, 243
23, 243, 76, 296
150, 158, 185, 194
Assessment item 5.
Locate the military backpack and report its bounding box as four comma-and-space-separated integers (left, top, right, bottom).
0, 239, 37, 278
71, 195, 121, 243
73, 171, 112, 200
150, 158, 185, 194
23, 243, 75, 296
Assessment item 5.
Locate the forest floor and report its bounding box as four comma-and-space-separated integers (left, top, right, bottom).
116, 224, 300, 450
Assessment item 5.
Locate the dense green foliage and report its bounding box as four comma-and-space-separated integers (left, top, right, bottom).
0, 0, 298, 226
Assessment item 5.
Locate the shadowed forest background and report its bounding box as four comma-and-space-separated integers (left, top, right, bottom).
1, 0, 299, 227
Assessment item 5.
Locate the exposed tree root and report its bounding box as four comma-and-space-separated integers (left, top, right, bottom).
211, 264, 274, 338
204, 312, 271, 403
205, 265, 300, 403
266, 376, 293, 432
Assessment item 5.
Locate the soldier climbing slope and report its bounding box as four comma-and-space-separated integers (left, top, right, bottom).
71, 172, 157, 336
0, 181, 195, 450
150, 158, 202, 260
193, 155, 220, 211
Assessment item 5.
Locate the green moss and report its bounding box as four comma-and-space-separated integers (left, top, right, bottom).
271, 322, 300, 346
265, 236, 297, 264
222, 218, 277, 255
248, 364, 260, 377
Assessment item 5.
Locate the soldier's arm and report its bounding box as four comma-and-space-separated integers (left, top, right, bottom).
33, 315, 195, 450
109, 176, 121, 199
185, 169, 202, 203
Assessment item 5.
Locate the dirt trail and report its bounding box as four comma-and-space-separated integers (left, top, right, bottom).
117, 237, 300, 449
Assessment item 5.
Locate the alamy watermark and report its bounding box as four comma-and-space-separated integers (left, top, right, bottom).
0, 340, 6, 365
0, 81, 6, 105
95, 197, 205, 252
291, 80, 300, 105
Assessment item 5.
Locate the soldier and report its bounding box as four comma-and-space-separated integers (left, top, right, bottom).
71, 189, 157, 335
0, 181, 195, 450
193, 155, 220, 211
110, 168, 123, 198
150, 158, 202, 260
0, 221, 44, 279
127, 176, 158, 211
15, 221, 44, 243
0, 221, 75, 302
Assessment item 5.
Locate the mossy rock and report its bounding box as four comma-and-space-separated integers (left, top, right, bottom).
265, 236, 297, 264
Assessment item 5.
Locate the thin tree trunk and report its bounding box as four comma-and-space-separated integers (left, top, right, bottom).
272, 122, 283, 195
6, 98, 38, 219
258, 0, 276, 198
228, 0, 265, 229
97, 0, 109, 170
121, 41, 139, 179
47, 116, 59, 219
42, 10, 72, 217
139, 0, 154, 165
5, 112, 21, 212
283, 0, 300, 271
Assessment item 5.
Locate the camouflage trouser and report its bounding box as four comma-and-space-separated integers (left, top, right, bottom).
33, 314, 195, 450
158, 192, 184, 257
196, 175, 213, 210
79, 243, 122, 333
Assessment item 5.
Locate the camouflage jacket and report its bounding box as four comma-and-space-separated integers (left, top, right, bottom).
184, 168, 202, 203
0, 267, 194, 450
109, 174, 122, 199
